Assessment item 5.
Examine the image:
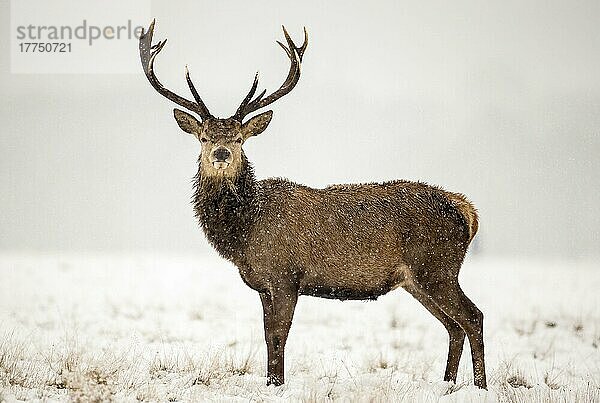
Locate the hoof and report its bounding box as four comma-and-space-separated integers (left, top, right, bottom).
267, 376, 284, 386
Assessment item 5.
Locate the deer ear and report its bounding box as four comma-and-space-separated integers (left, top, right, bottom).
241, 110, 273, 139
173, 108, 202, 135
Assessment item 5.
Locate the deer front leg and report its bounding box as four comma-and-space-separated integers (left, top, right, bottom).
259, 285, 298, 386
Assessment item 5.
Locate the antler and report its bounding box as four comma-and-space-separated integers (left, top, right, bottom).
233, 26, 308, 122
139, 19, 214, 121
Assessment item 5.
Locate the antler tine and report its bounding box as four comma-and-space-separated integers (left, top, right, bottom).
185, 66, 213, 119
276, 40, 293, 59
233, 72, 260, 121
232, 26, 308, 122
252, 88, 267, 104
298, 27, 308, 61
139, 19, 213, 121
281, 26, 308, 61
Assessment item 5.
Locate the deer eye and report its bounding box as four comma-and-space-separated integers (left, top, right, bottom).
235, 137, 242, 144
200, 137, 208, 143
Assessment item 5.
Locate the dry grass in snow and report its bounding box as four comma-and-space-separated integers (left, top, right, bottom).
0, 254, 599, 402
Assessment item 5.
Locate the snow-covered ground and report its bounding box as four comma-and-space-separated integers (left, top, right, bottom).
0, 254, 598, 402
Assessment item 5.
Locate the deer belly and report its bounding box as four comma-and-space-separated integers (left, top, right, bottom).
299, 263, 411, 301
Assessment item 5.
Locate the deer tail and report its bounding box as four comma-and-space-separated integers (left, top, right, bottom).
446, 191, 479, 244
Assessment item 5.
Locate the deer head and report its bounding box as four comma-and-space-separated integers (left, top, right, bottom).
139, 20, 308, 178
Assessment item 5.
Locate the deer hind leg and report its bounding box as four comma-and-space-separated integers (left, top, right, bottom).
259, 284, 298, 386
404, 285, 466, 383
414, 277, 486, 389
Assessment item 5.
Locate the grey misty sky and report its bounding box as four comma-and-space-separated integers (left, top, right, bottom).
1, 0, 599, 256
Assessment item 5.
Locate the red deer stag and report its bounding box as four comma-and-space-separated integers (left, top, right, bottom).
139, 20, 486, 389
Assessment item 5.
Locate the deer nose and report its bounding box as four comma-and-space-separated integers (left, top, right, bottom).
213, 147, 231, 162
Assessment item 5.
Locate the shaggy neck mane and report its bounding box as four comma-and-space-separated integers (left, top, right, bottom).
192, 154, 259, 262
